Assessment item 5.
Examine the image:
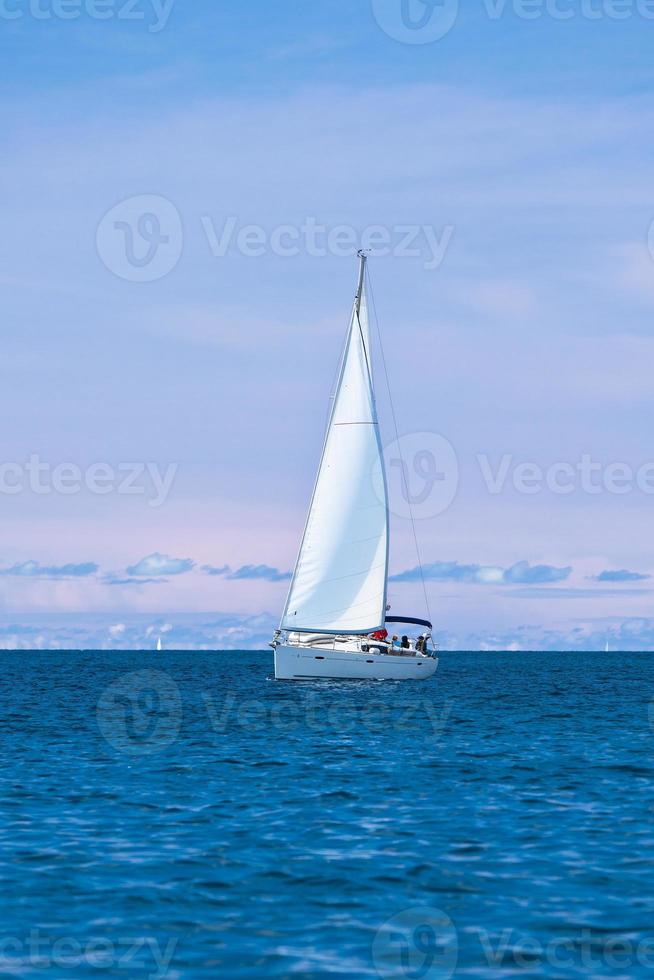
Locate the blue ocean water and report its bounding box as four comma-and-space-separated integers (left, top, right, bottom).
1, 650, 654, 978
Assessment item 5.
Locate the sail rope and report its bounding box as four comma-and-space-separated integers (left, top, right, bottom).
365, 265, 433, 628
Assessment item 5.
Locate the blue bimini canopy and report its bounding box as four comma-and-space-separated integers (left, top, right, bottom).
385, 616, 432, 630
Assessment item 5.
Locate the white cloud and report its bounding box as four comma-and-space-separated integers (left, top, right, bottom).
126, 553, 195, 577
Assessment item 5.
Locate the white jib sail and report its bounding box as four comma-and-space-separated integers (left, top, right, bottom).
281, 264, 389, 634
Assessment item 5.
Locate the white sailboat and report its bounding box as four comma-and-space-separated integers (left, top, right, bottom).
156, 636, 162, 652
271, 253, 438, 681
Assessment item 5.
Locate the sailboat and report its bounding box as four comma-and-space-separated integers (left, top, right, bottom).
156, 636, 162, 652
271, 253, 438, 681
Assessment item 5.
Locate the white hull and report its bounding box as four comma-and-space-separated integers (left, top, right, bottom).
274, 644, 438, 681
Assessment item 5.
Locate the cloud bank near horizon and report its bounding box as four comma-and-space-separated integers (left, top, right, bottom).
390, 560, 572, 586
0, 611, 653, 652
592, 569, 650, 583
5, 554, 652, 595
0, 561, 99, 579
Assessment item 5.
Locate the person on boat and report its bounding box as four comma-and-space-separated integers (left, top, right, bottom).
401, 635, 410, 649
415, 634, 426, 653
370, 628, 388, 642
391, 635, 401, 649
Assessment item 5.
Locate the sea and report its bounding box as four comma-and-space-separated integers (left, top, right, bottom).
1, 649, 653, 978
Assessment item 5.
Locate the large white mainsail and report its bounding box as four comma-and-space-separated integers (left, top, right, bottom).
280, 255, 389, 634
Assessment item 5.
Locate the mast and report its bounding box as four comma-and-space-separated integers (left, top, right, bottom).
355, 250, 367, 317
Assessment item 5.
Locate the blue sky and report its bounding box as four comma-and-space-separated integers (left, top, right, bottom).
2, 0, 654, 649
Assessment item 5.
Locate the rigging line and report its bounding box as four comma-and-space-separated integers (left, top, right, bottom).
365, 264, 433, 626
280, 294, 354, 625
323, 306, 352, 432
355, 308, 374, 395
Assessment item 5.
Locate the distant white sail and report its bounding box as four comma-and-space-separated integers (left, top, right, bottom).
280, 268, 389, 634
157, 636, 162, 652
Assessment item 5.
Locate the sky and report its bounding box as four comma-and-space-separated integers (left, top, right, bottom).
2, 0, 654, 649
